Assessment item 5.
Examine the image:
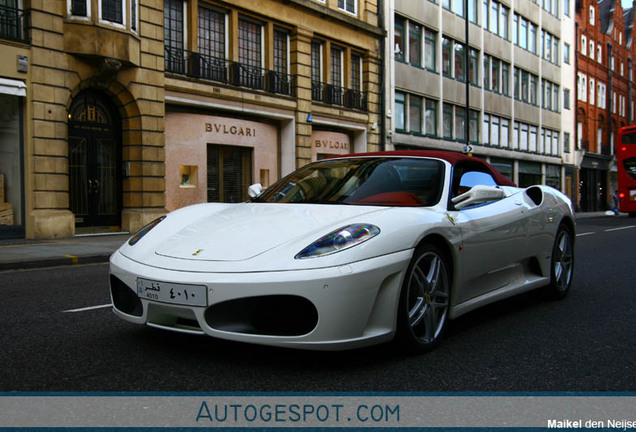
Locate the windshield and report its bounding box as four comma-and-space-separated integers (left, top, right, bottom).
256, 157, 445, 207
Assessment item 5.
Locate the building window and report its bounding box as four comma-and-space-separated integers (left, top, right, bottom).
238, 19, 264, 88
71, 0, 89, 17
455, 107, 466, 141
273, 30, 289, 75
564, 89, 570, 110
469, 48, 479, 86
198, 6, 226, 61
130, 0, 137, 31
490, 115, 499, 146
454, 42, 465, 81
338, 0, 356, 14
589, 5, 595, 25
409, 23, 422, 66
425, 99, 437, 136
564, 43, 570, 64
581, 34, 587, 55
311, 41, 323, 100
164, 0, 185, 74
443, 103, 453, 139
502, 62, 510, 96
330, 46, 343, 88
442, 37, 451, 76
351, 52, 362, 93
424, 28, 436, 71
483, 55, 490, 90
469, 109, 479, 143
394, 16, 405, 62
410, 95, 422, 134
395, 92, 406, 131
102, 0, 124, 25
597, 45, 602, 63
468, 0, 478, 23
454, 0, 465, 17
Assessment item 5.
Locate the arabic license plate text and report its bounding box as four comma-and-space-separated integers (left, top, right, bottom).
136, 278, 207, 307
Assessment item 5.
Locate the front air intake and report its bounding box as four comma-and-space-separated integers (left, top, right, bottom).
204, 295, 318, 336
110, 275, 143, 317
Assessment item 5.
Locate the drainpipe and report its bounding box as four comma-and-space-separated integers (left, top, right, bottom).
378, 0, 387, 151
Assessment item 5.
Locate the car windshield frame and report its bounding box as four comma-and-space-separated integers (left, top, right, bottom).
254, 157, 445, 207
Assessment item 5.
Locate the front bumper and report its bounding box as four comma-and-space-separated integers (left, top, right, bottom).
109, 249, 412, 350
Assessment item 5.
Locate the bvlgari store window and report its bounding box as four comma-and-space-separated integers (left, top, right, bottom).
0, 81, 26, 239
165, 112, 279, 211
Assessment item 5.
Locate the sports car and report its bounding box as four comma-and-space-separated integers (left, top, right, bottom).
109, 150, 575, 352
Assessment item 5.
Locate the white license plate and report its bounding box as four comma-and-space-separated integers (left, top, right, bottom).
136, 278, 207, 307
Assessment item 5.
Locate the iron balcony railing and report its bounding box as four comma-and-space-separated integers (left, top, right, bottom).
165, 47, 296, 97
0, 4, 29, 42
311, 81, 368, 111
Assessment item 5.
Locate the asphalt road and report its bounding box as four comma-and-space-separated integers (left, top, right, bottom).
1, 215, 635, 392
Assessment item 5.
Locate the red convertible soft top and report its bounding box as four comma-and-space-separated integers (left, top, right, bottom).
344, 150, 517, 187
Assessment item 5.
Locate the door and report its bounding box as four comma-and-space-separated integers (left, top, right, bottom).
450, 168, 527, 304
68, 91, 122, 228
207, 144, 252, 203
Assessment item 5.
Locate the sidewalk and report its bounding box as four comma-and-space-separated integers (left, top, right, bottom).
0, 211, 626, 272
0, 233, 129, 271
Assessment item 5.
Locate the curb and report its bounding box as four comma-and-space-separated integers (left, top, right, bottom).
0, 254, 112, 272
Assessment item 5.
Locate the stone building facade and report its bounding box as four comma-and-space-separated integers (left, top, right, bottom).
0, 0, 383, 240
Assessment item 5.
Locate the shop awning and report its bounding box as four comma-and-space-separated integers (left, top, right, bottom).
0, 77, 26, 97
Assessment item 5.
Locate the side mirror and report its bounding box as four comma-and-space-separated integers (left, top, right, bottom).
451, 185, 505, 209
247, 183, 263, 198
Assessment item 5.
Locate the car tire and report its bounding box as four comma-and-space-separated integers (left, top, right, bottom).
396, 243, 451, 353
545, 224, 574, 300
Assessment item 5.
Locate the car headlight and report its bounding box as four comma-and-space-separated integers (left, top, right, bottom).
295, 224, 380, 259
128, 216, 166, 246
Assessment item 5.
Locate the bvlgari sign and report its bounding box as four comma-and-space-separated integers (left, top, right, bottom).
311, 131, 351, 160
205, 122, 257, 137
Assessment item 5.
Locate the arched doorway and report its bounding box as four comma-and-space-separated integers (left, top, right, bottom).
68, 90, 122, 229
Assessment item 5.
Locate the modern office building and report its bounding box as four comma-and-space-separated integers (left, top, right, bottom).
384, 0, 577, 201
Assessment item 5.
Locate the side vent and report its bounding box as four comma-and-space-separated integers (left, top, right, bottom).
525, 186, 544, 206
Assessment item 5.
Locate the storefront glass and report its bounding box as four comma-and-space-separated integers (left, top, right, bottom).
518, 161, 541, 188
0, 94, 23, 238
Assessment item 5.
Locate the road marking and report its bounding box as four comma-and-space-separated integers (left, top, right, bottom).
605, 225, 636, 232
576, 232, 595, 237
63, 254, 79, 264
63, 304, 112, 313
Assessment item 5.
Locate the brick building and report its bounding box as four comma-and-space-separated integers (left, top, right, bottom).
576, 0, 636, 211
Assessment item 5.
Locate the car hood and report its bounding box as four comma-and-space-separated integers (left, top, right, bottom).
154, 203, 388, 262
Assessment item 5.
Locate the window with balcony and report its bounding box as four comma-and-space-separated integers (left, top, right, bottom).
196, 5, 227, 81
311, 41, 323, 101
164, 0, 185, 74
237, 18, 264, 89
